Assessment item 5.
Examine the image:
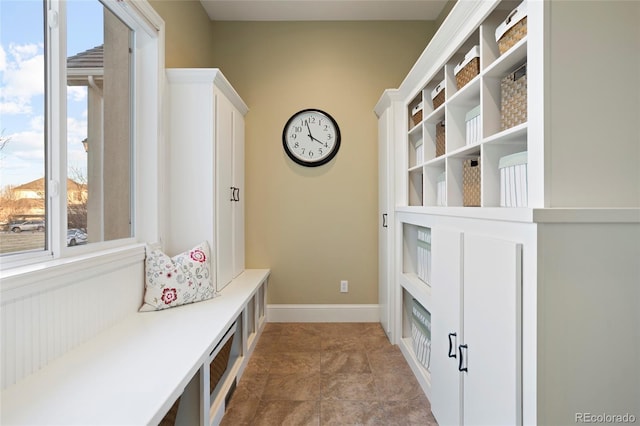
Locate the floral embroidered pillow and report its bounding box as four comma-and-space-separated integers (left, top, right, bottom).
140, 241, 218, 312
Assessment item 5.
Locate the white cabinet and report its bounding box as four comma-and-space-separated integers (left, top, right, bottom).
376, 90, 400, 341
214, 89, 245, 289
166, 69, 247, 291
380, 1, 640, 424
430, 227, 463, 426
462, 234, 521, 425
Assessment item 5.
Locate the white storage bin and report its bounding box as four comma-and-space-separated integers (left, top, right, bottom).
465, 105, 481, 145
437, 172, 446, 206
416, 227, 431, 285
499, 151, 528, 207
411, 299, 431, 371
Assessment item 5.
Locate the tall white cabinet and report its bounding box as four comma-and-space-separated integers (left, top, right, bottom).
166, 69, 247, 291
376, 1, 640, 425
377, 90, 402, 341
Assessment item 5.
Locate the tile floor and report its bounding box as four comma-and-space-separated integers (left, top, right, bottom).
220, 322, 438, 425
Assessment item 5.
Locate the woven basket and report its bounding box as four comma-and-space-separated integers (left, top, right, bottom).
158, 397, 181, 426
501, 63, 527, 130
454, 46, 480, 90
455, 57, 479, 90
498, 16, 527, 55
431, 81, 445, 109
432, 89, 445, 109
463, 158, 481, 207
435, 121, 445, 157
209, 334, 234, 394
411, 109, 423, 127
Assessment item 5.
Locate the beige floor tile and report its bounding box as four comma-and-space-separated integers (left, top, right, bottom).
252, 400, 320, 426
320, 400, 387, 425
262, 373, 321, 401
221, 323, 438, 425
321, 373, 379, 401
321, 350, 371, 374
269, 352, 321, 374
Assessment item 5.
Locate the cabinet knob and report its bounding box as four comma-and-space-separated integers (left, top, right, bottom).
448, 332, 457, 358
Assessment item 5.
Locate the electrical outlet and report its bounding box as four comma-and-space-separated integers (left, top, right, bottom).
340, 280, 348, 293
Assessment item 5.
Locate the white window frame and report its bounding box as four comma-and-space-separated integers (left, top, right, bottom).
0, 0, 164, 275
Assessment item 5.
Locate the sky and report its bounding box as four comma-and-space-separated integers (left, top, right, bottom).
0, 0, 103, 189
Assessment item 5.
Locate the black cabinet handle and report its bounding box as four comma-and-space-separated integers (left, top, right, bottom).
234, 187, 240, 202
448, 332, 457, 358
458, 344, 468, 372
382, 213, 388, 228
230, 186, 235, 202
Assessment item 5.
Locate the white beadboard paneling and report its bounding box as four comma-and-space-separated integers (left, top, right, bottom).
1, 245, 145, 389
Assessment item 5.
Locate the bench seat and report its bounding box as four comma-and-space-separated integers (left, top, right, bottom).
1, 269, 270, 425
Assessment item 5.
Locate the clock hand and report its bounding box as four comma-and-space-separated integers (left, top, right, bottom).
310, 135, 325, 145
305, 121, 315, 141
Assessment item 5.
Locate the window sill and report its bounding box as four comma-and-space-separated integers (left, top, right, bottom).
1, 243, 146, 302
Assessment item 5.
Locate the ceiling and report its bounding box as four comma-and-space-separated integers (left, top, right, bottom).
199, 0, 450, 21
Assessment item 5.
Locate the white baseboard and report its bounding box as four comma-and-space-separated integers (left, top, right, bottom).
266, 304, 380, 323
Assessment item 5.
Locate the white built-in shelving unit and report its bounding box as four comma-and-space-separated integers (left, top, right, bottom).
376, 1, 640, 425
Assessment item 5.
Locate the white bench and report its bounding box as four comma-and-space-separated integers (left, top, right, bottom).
1, 269, 270, 426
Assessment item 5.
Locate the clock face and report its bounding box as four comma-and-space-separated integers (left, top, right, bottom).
282, 109, 341, 167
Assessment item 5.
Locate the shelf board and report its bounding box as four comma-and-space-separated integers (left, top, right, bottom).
484, 122, 528, 145
424, 156, 446, 168
484, 37, 528, 78
397, 205, 535, 223
424, 103, 446, 124
447, 143, 482, 159
400, 272, 432, 312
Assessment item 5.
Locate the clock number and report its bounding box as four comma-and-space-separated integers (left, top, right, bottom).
318, 148, 323, 156
294, 142, 299, 148
301, 148, 305, 155
324, 125, 329, 131
327, 134, 332, 140
290, 133, 297, 139
309, 151, 314, 158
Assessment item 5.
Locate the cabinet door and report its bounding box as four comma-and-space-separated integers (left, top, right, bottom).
215, 91, 235, 290
430, 227, 463, 426
378, 108, 392, 339
462, 234, 522, 425
232, 109, 245, 278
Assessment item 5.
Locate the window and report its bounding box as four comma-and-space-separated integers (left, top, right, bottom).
0, 0, 162, 266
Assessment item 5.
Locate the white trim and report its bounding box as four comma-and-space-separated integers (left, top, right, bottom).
266, 304, 380, 323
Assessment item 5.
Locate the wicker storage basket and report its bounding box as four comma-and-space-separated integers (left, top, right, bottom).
411, 101, 423, 127
431, 80, 445, 109
463, 158, 481, 207
209, 333, 234, 394
158, 397, 181, 426
496, 1, 527, 55
454, 45, 480, 90
435, 121, 445, 157
501, 63, 527, 130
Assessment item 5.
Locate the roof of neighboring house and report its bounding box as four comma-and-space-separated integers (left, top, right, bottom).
14, 178, 87, 193
67, 45, 104, 69
67, 45, 104, 86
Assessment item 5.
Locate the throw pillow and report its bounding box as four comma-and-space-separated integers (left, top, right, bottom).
140, 241, 218, 312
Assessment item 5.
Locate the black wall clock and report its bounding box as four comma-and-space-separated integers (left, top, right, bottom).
282, 108, 341, 167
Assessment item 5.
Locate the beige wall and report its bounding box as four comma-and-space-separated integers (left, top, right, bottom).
149, 0, 216, 68
210, 21, 436, 304
150, 2, 437, 304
